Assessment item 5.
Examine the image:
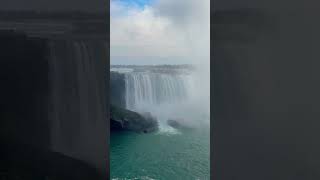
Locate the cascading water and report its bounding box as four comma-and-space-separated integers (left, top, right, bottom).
124, 72, 191, 110
119, 68, 205, 133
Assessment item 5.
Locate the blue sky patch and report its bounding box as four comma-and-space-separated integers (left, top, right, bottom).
113, 0, 154, 8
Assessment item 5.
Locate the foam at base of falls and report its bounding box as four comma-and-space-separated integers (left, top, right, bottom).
157, 120, 181, 135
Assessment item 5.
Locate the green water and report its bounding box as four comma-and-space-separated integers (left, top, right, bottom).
110, 128, 210, 180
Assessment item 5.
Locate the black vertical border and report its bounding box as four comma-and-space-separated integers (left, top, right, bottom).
106, 0, 111, 178
210, 0, 214, 179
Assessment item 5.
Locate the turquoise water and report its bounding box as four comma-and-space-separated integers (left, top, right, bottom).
110, 128, 210, 180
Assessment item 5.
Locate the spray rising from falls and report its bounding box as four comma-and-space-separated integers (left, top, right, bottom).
121, 68, 209, 132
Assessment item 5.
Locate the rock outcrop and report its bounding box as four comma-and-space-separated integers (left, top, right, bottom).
167, 119, 192, 130
111, 105, 158, 133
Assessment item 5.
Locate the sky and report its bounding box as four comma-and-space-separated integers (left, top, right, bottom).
110, 0, 210, 65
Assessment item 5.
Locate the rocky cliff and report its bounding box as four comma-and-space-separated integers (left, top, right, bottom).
110, 105, 158, 133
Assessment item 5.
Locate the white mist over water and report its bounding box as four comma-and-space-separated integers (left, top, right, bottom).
120, 67, 210, 132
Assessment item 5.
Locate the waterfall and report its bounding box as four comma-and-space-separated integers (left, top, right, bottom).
111, 65, 210, 131
124, 72, 192, 110
49, 40, 108, 173
120, 69, 202, 132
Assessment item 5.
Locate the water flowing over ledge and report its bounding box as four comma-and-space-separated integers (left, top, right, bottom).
111, 65, 210, 131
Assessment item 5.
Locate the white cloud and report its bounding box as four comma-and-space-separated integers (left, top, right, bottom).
110, 0, 210, 65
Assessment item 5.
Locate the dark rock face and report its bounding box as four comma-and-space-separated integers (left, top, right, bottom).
111, 105, 158, 133
167, 119, 192, 130
167, 119, 193, 130
167, 119, 181, 129
110, 71, 126, 108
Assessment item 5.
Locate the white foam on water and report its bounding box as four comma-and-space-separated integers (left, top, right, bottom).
157, 121, 181, 135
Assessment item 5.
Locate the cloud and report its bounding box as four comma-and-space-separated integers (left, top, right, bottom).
110, 0, 210, 65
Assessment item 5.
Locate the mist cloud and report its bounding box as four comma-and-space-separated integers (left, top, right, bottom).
110, 0, 210, 65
